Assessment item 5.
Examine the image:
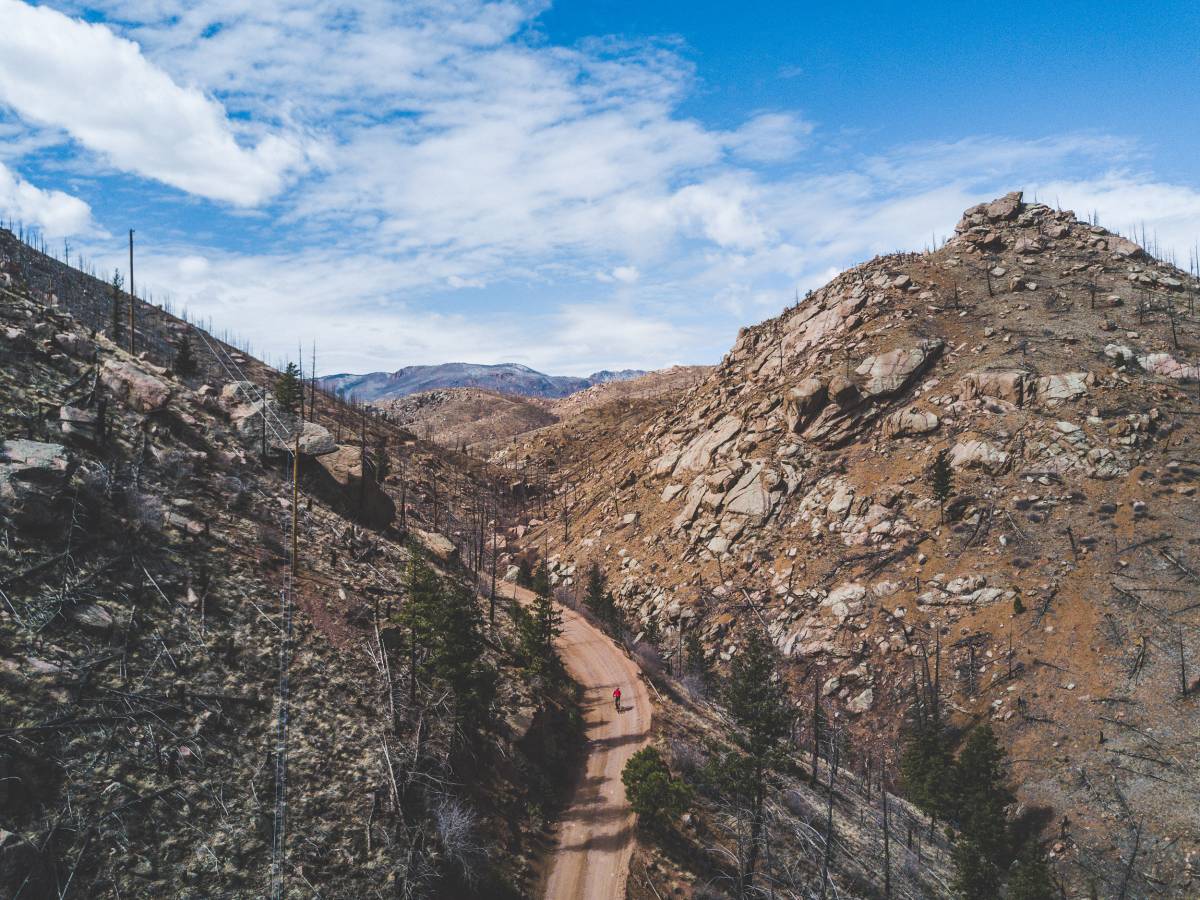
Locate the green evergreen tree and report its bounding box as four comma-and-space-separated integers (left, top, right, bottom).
723, 629, 792, 890
1007, 841, 1056, 900
515, 562, 562, 677
622, 747, 692, 834
109, 269, 123, 340
584, 562, 605, 610
173, 333, 198, 378
900, 715, 954, 820
582, 563, 624, 633
401, 558, 443, 707
952, 836, 1002, 900
515, 557, 533, 589
931, 448, 954, 523
950, 724, 1014, 899
428, 583, 496, 746
274, 361, 303, 415
531, 561, 551, 599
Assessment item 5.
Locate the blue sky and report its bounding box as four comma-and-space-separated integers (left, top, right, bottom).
1, 0, 1198, 376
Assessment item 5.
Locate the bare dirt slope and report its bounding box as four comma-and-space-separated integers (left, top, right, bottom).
501, 582, 652, 900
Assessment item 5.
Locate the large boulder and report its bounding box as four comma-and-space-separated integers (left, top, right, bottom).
784, 378, 827, 432
722, 462, 776, 519
59, 403, 101, 444
411, 528, 458, 563
220, 380, 258, 404
673, 415, 742, 473
948, 439, 1009, 475
883, 406, 939, 438
310, 445, 395, 529
296, 421, 337, 456
958, 371, 1029, 407
1034, 372, 1091, 405
827, 375, 861, 410
1107, 235, 1145, 260
100, 359, 171, 412
1, 440, 74, 529
856, 339, 943, 398
1138, 353, 1200, 381
986, 191, 1022, 221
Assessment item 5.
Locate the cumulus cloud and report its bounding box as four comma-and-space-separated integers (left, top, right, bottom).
0, 0, 306, 205
0, 161, 94, 235
6, 1, 1199, 377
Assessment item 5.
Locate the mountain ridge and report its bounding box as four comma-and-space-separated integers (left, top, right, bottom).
319, 362, 647, 402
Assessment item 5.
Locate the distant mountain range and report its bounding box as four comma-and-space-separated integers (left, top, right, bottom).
318, 363, 647, 402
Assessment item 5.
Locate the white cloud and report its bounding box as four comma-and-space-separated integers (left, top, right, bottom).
0, 161, 94, 236
726, 112, 811, 164
6, 1, 1199, 377
1029, 174, 1200, 260
0, 0, 306, 205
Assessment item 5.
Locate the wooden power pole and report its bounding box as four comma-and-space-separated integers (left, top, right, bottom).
292, 433, 300, 574
127, 229, 135, 355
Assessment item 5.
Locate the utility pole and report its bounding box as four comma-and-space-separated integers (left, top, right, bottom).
128, 229, 135, 355
292, 433, 300, 574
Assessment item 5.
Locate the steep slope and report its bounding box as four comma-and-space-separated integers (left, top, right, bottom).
0, 236, 583, 898
320, 363, 646, 403
510, 193, 1200, 896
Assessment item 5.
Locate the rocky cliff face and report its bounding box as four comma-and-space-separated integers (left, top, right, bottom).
511, 193, 1200, 894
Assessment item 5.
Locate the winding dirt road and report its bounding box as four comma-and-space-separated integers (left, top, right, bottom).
499, 583, 651, 900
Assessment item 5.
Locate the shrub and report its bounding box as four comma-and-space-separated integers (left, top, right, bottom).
622, 747, 691, 834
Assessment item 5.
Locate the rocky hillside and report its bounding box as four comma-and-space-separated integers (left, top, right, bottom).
375, 366, 712, 456
0, 235, 580, 898
375, 387, 559, 453
510, 193, 1200, 895
320, 362, 646, 403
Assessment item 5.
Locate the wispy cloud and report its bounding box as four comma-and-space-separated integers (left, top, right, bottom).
0, 1, 1198, 376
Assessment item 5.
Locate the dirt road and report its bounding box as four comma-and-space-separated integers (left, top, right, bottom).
499, 583, 651, 900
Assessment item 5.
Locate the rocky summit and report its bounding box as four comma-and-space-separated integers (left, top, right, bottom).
508, 193, 1200, 896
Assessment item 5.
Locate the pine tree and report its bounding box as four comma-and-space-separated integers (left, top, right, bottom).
622, 747, 692, 834
583, 563, 623, 633
952, 836, 1002, 900
585, 562, 605, 610
429, 583, 496, 747
109, 269, 123, 340
531, 561, 551, 600
1007, 841, 1056, 900
931, 448, 953, 523
900, 715, 954, 820
950, 724, 1014, 899
402, 558, 443, 707
274, 362, 303, 415
173, 333, 198, 378
723, 628, 793, 890
515, 558, 534, 589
